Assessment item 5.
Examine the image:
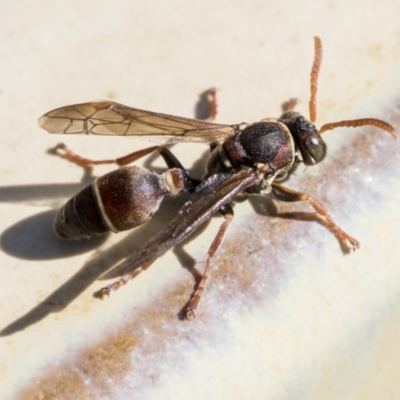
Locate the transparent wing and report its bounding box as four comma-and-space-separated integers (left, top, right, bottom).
38, 101, 237, 143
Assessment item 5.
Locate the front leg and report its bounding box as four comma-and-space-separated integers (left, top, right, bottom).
271, 183, 359, 251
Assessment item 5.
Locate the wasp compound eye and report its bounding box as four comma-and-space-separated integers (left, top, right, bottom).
278, 112, 326, 165
301, 134, 326, 164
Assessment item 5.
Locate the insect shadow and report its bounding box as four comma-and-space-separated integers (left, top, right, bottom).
5, 37, 396, 326
0, 192, 210, 336
0, 92, 218, 335
0, 171, 106, 261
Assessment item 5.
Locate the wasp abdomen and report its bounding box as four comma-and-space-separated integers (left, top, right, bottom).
55, 166, 175, 240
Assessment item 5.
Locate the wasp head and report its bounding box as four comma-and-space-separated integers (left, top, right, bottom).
279, 111, 326, 165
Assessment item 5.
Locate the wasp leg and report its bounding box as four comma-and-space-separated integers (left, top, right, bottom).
198, 88, 221, 152
204, 88, 218, 121
100, 260, 155, 297
184, 204, 234, 320
52, 143, 185, 169
271, 183, 359, 251
281, 98, 299, 112
196, 87, 218, 121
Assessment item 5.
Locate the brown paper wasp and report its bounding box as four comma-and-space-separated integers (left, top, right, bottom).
39, 37, 396, 319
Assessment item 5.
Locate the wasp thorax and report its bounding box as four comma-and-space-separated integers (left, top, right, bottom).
222, 121, 295, 175
278, 111, 326, 165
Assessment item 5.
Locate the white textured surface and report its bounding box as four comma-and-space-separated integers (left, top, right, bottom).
1, 1, 400, 399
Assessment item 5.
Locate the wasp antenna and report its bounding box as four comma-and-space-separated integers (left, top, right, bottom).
309, 36, 323, 123
319, 118, 397, 139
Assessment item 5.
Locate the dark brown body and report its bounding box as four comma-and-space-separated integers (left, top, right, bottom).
54, 114, 320, 240
55, 165, 190, 239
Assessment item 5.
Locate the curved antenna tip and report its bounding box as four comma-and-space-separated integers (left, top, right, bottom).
319, 118, 397, 139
